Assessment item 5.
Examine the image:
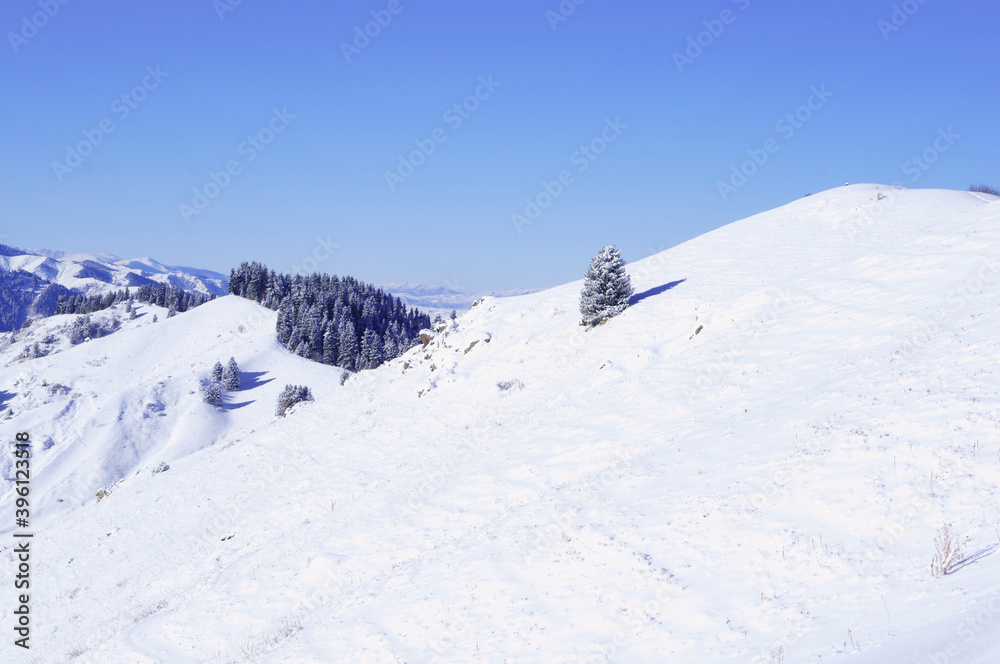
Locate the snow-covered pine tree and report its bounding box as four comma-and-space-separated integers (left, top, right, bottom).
287, 327, 302, 355
69, 317, 86, 344
303, 304, 323, 357
359, 328, 383, 370
211, 361, 224, 382
382, 328, 397, 362
202, 381, 223, 407
223, 357, 240, 390
360, 298, 379, 332
322, 323, 339, 365
338, 318, 358, 371
579, 245, 634, 327
276, 300, 293, 345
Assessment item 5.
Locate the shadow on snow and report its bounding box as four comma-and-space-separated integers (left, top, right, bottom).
240, 371, 273, 390
629, 279, 686, 306
221, 371, 274, 410
948, 544, 998, 575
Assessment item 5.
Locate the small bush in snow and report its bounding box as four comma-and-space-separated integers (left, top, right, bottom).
276, 384, 314, 416
152, 461, 170, 475
930, 523, 971, 577
579, 245, 634, 327
497, 379, 524, 393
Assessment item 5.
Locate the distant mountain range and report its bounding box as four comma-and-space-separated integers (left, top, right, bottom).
1, 246, 228, 296
0, 244, 227, 331
377, 281, 544, 314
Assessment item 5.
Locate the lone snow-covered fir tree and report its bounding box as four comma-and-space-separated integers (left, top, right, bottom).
579, 245, 633, 326
223, 357, 240, 391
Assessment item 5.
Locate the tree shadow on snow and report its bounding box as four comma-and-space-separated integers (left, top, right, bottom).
0, 390, 14, 410
629, 279, 686, 306
224, 399, 254, 411
241, 371, 273, 390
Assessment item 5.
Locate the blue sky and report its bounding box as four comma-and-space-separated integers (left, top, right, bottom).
1, 0, 997, 292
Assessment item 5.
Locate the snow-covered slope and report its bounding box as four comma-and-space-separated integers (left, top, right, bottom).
0, 246, 228, 298
0, 297, 336, 528
2, 184, 1000, 663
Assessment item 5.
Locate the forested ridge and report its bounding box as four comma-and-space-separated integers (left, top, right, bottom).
229, 261, 431, 371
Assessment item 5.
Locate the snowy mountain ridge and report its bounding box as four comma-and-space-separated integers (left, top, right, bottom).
2, 184, 1000, 663
0, 245, 228, 298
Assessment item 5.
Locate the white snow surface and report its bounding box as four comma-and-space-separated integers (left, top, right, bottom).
2, 184, 1000, 663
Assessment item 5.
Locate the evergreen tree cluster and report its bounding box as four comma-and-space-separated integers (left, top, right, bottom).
202, 357, 240, 408
276, 384, 314, 417
54, 283, 215, 316
579, 245, 634, 327
25, 342, 48, 359
69, 314, 120, 344
228, 261, 431, 372
202, 381, 223, 407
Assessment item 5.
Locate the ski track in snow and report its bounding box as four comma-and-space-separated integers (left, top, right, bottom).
1, 184, 1000, 663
